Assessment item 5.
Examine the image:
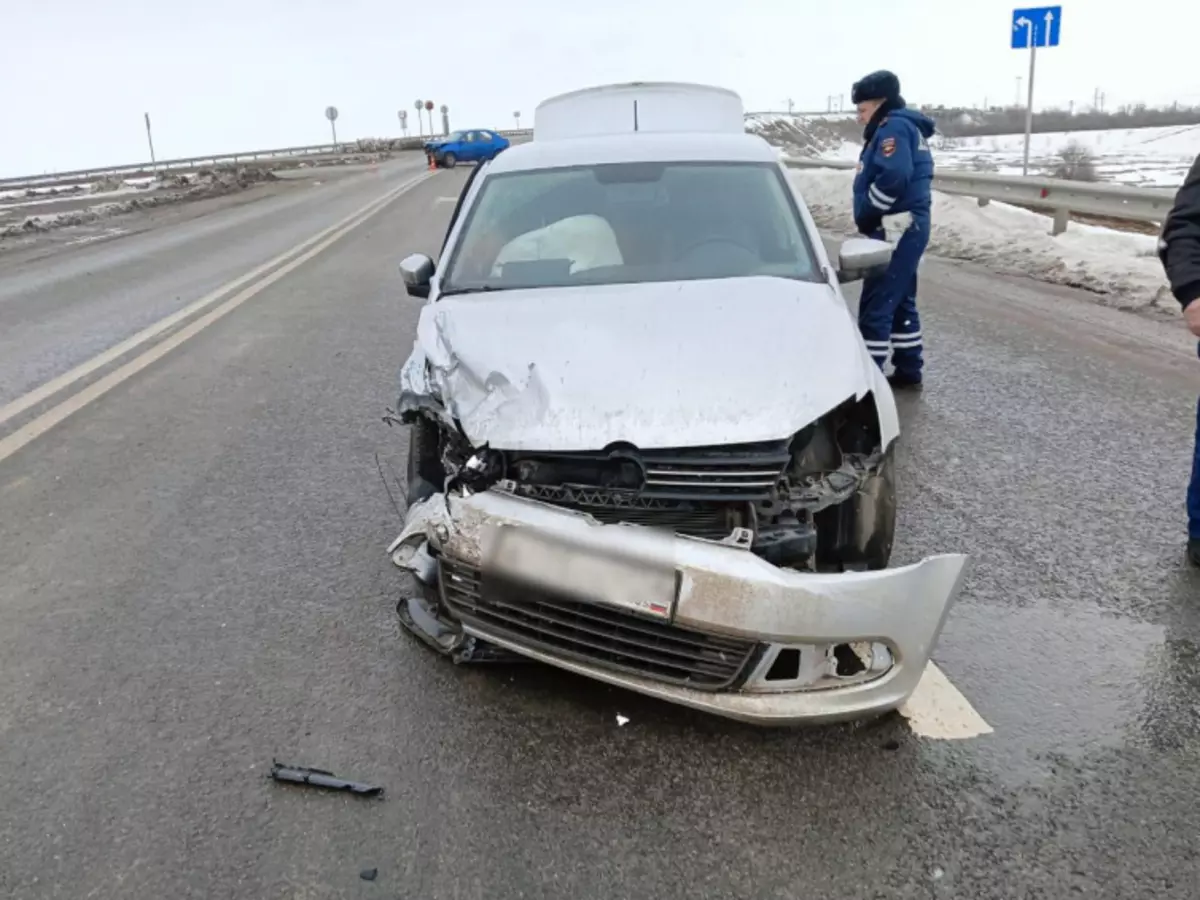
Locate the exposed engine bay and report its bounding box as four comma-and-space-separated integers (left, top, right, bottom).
400, 391, 895, 574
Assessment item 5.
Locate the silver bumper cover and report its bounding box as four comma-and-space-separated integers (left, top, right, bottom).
389, 489, 969, 726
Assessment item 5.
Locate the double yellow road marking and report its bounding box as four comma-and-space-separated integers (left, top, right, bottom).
0, 170, 433, 465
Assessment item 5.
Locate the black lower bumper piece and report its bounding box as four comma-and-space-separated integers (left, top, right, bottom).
396, 592, 527, 665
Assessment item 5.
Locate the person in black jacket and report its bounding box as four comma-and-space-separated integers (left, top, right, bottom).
1158, 153, 1200, 566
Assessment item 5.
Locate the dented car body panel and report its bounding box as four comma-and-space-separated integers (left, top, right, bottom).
385, 81, 967, 725
398, 276, 895, 452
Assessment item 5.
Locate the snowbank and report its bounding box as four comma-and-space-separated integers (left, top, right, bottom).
1, 167, 279, 241
789, 168, 1175, 311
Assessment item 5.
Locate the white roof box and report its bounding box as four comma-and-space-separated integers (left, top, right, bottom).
533, 81, 745, 142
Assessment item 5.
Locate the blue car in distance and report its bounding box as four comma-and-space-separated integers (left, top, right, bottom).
424, 129, 510, 168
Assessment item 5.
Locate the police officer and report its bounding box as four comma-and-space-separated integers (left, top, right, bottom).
1158, 151, 1200, 566
850, 70, 936, 389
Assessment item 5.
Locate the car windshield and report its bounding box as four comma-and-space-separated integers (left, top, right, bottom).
440, 161, 820, 293
443, 131, 466, 142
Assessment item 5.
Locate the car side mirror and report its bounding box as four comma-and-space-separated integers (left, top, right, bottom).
837, 237, 894, 283
399, 253, 435, 299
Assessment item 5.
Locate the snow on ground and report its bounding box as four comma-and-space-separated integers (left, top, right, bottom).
751, 114, 1200, 188
746, 113, 862, 161
789, 168, 1175, 312
932, 124, 1200, 187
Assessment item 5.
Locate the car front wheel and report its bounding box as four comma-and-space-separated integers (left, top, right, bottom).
441, 152, 457, 169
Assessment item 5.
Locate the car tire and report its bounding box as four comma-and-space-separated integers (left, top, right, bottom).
405, 416, 445, 508
442, 152, 457, 169
861, 451, 897, 571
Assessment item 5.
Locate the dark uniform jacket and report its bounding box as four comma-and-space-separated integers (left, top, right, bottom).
1159, 153, 1200, 311
852, 107, 936, 235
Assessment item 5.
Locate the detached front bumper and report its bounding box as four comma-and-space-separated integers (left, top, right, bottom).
388, 488, 969, 726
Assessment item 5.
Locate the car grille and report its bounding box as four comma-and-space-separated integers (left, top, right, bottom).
512, 483, 742, 540
439, 558, 759, 691
637, 442, 791, 501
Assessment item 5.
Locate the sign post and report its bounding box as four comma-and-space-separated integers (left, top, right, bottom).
414, 99, 424, 138
144, 112, 157, 172
325, 105, 339, 146
440, 104, 449, 137
513, 110, 520, 129
398, 109, 408, 137
1011, 5, 1062, 176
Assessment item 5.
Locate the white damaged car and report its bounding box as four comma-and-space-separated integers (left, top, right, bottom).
386, 82, 969, 725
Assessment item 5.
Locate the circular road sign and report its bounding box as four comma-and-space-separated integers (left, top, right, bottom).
325, 106, 338, 122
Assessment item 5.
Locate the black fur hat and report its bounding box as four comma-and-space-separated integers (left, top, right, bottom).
851, 70, 901, 105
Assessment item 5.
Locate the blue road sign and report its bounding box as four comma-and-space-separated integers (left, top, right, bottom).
1011, 6, 1062, 49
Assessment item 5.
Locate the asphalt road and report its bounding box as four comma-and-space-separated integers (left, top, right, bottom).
2, 165, 1199, 899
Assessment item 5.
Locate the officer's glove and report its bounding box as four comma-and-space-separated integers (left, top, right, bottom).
855, 214, 883, 237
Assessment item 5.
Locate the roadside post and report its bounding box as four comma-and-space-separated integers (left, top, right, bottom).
1011, 5, 1063, 176
144, 112, 157, 172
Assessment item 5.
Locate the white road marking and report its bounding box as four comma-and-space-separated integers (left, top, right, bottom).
898, 661, 993, 740
434, 196, 457, 204
0, 172, 433, 465
66, 228, 129, 246
0, 171, 432, 432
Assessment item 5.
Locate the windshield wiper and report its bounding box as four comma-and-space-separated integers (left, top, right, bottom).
438, 285, 507, 297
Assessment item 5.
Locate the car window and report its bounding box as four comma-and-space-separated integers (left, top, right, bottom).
479, 131, 494, 141
445, 131, 466, 142
464, 132, 477, 142
442, 161, 820, 292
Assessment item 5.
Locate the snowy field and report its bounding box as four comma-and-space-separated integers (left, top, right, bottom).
750, 114, 1200, 188
788, 168, 1175, 314
928, 124, 1200, 187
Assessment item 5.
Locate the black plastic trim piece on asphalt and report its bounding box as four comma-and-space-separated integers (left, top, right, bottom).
269, 760, 384, 797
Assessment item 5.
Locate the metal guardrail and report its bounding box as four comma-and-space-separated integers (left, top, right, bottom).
0, 129, 536, 191
783, 158, 1177, 234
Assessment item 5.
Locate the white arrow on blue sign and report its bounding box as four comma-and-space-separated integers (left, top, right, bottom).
1011, 6, 1062, 49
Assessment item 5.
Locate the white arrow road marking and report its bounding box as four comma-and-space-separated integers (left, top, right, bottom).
899, 661, 993, 740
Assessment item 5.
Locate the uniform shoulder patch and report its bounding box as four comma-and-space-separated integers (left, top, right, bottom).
881, 136, 897, 158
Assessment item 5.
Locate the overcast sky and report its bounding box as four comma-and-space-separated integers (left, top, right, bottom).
6, 0, 1199, 176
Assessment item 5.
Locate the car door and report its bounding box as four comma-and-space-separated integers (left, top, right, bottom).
459, 131, 481, 162
476, 131, 498, 160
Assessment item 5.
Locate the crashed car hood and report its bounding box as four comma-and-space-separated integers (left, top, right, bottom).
400, 276, 878, 452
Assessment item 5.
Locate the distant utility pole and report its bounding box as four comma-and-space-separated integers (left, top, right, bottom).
838, 94, 844, 111
826, 95, 833, 112
144, 112, 157, 171
786, 97, 794, 114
